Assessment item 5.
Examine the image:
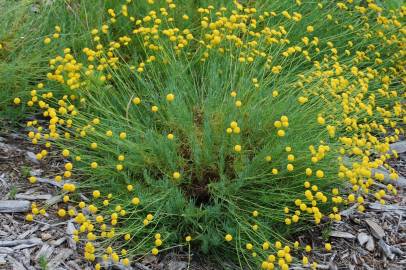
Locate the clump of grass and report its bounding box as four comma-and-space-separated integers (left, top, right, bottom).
38, 255, 48, 270
13, 0, 405, 269
20, 165, 31, 178
8, 186, 18, 199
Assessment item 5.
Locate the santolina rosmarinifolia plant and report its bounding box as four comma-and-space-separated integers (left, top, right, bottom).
9, 0, 405, 269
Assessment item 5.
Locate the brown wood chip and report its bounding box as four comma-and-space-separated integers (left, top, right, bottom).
0, 200, 30, 213
47, 248, 73, 269
0, 238, 42, 248
365, 219, 385, 239
330, 231, 356, 239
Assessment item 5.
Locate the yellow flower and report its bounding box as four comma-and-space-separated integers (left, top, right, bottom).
62, 149, 70, 157
225, 234, 233, 241
132, 97, 141, 105
173, 171, 181, 179
167, 133, 174, 140
13, 97, 21, 105
96, 215, 104, 223
166, 93, 175, 102
93, 190, 101, 198
298, 96, 308, 104
58, 209, 66, 217
317, 116, 325, 125
152, 248, 159, 255
44, 37, 51, 44
122, 258, 130, 266
65, 162, 73, 171
131, 197, 140, 205
111, 253, 119, 262
185, 235, 192, 242
155, 239, 162, 246
28, 176, 37, 184
63, 183, 76, 192
277, 130, 285, 137
234, 145, 242, 152
119, 132, 127, 139
316, 170, 324, 178
302, 256, 309, 265
151, 106, 158, 112
31, 207, 39, 215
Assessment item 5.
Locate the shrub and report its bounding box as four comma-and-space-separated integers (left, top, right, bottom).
16, 0, 405, 269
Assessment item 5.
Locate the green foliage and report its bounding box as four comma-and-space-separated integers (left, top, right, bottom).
20, 165, 31, 178
377, 0, 404, 10
3, 0, 405, 268
8, 186, 18, 199
38, 255, 48, 270
0, 0, 113, 121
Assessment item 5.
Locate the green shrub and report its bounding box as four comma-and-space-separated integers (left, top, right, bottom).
15, 0, 405, 269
